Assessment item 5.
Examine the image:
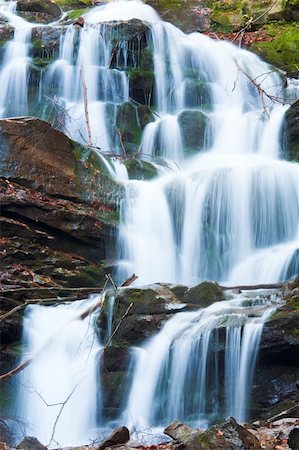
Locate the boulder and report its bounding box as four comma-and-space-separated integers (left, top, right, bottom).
16, 436, 46, 450
284, 99, 299, 162
16, 0, 62, 23
98, 426, 129, 450
183, 281, 225, 307
164, 417, 261, 449
178, 110, 210, 154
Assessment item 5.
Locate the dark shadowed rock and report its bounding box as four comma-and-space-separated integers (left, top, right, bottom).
288, 427, 299, 450
16, 436, 47, 450
284, 100, 299, 162
17, 0, 61, 23
98, 426, 130, 450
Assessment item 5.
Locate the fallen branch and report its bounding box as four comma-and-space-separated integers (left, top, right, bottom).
0, 357, 33, 381
121, 273, 138, 287
80, 66, 92, 146
218, 282, 283, 291
104, 302, 133, 348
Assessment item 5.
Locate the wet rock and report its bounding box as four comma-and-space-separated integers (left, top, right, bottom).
124, 159, 158, 180
16, 436, 47, 450
259, 289, 299, 364
16, 0, 62, 23
288, 427, 299, 450
183, 281, 225, 307
98, 426, 130, 450
31, 26, 63, 61
178, 110, 210, 153
115, 102, 141, 156
284, 99, 299, 162
107, 19, 151, 70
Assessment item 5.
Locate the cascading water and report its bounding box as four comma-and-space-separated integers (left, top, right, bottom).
124, 291, 279, 430
16, 296, 103, 447
0, 0, 298, 447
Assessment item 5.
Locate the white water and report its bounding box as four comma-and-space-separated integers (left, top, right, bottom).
17, 297, 102, 448
124, 291, 279, 429
0, 0, 298, 446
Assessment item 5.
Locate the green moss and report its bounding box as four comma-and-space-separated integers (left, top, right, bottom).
196, 432, 210, 448
124, 158, 158, 180
251, 22, 299, 73
65, 7, 89, 20
55, 0, 91, 9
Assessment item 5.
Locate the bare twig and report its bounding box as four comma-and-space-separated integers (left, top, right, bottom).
231, 0, 279, 44
116, 127, 128, 158
80, 66, 93, 146
104, 302, 133, 348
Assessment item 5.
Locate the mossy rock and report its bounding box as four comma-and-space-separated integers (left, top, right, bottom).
129, 69, 155, 106
101, 370, 130, 419
55, 0, 91, 10
124, 158, 158, 180
183, 281, 225, 307
211, 10, 245, 31
251, 22, 299, 75
17, 0, 62, 23
284, 99, 299, 162
178, 110, 210, 153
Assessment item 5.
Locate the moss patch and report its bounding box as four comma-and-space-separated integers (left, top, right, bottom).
251, 21, 299, 74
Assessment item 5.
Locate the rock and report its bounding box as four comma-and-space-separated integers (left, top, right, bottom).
259, 292, 299, 365
165, 417, 261, 449
289, 427, 299, 450
183, 281, 225, 307
145, 0, 212, 33
251, 22, 299, 77
16, 0, 62, 23
98, 426, 129, 450
284, 99, 299, 162
124, 159, 158, 180
178, 110, 210, 154
211, 10, 245, 31
16, 436, 47, 450
0, 117, 123, 205
115, 102, 141, 156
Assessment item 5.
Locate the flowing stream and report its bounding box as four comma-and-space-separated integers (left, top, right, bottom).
0, 0, 298, 447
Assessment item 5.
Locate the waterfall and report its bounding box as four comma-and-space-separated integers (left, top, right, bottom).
0, 0, 298, 446
17, 297, 103, 448
124, 292, 279, 429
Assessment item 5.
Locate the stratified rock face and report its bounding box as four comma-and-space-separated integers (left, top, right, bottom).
0, 117, 123, 204
284, 100, 299, 162
16, 0, 62, 23
0, 118, 80, 199
253, 278, 299, 419
0, 118, 122, 376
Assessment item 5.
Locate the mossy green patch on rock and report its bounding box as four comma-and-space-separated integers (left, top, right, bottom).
124, 158, 158, 180
251, 21, 299, 74
183, 281, 225, 307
